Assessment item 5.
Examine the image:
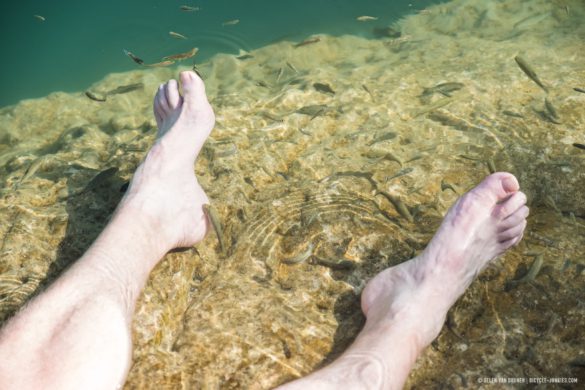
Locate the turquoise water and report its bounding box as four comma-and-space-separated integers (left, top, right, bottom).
0, 0, 442, 108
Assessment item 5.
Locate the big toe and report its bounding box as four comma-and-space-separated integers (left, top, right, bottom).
475, 172, 520, 202
180, 71, 208, 104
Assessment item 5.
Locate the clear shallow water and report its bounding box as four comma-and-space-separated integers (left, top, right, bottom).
0, 0, 584, 388
0, 0, 441, 108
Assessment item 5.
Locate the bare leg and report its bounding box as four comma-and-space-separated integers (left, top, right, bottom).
0, 71, 215, 390
279, 173, 528, 390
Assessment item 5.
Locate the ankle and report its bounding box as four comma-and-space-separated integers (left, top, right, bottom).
364, 286, 446, 351
115, 193, 182, 252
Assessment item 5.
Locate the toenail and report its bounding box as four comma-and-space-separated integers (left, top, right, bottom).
502, 176, 518, 192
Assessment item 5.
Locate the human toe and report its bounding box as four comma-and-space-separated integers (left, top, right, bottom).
165, 79, 182, 109
499, 233, 523, 250
156, 83, 171, 112
477, 172, 520, 202
501, 174, 520, 193
180, 71, 208, 103
498, 219, 527, 242
153, 88, 165, 123
498, 205, 529, 232
493, 191, 527, 220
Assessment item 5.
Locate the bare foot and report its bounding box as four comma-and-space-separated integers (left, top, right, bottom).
118, 71, 215, 251
361, 172, 528, 347
278, 173, 529, 390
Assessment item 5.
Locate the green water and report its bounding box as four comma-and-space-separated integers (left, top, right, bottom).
0, 0, 442, 108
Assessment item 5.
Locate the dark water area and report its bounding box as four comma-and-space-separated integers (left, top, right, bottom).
0, 0, 441, 108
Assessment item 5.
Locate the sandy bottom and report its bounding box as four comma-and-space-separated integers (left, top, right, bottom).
0, 0, 584, 388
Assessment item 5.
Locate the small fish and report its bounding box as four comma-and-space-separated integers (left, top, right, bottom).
123, 49, 144, 65
259, 110, 282, 121
169, 31, 188, 39
162, 47, 198, 61
421, 82, 464, 98
237, 53, 254, 60
33, 15, 45, 22
323, 171, 377, 188
513, 13, 551, 31
281, 340, 292, 358
446, 312, 467, 341
286, 62, 299, 74
441, 179, 458, 194
405, 154, 424, 163
356, 16, 378, 22
574, 87, 585, 94
313, 82, 335, 94
368, 132, 397, 146
372, 26, 401, 38
514, 55, 548, 92
202, 204, 226, 254
312, 256, 355, 270
458, 154, 482, 161
144, 60, 175, 67
276, 67, 284, 82
376, 191, 414, 223
294, 37, 320, 48
192, 64, 203, 78
573, 143, 585, 150
85, 91, 107, 102
296, 104, 328, 117
107, 83, 144, 95
362, 84, 375, 99
180, 5, 199, 12
281, 243, 314, 265
502, 110, 524, 118
384, 34, 412, 47
543, 98, 561, 124
412, 97, 453, 117
378, 152, 403, 166
300, 208, 318, 227
222, 19, 240, 26
516, 253, 544, 283
213, 143, 238, 158
561, 257, 573, 272
527, 231, 557, 248
544, 194, 561, 213
385, 167, 413, 181
21, 158, 48, 183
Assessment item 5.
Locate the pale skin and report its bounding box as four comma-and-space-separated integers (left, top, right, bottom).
0, 71, 528, 390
